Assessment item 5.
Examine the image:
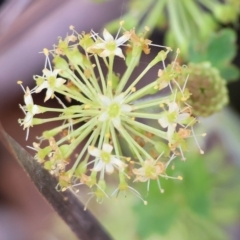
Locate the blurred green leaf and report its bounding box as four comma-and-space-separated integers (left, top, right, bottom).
180, 158, 210, 216
133, 154, 212, 238
134, 181, 178, 237
189, 28, 239, 82
220, 64, 240, 81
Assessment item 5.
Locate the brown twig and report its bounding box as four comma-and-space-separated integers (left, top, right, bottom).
0, 122, 113, 240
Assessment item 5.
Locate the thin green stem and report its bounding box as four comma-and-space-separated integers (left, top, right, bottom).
122, 116, 167, 140
74, 64, 99, 100
55, 87, 93, 105
110, 124, 121, 156
119, 126, 153, 161
132, 96, 170, 110
123, 123, 155, 145
64, 117, 98, 157
71, 124, 102, 172
107, 55, 114, 97
57, 117, 98, 145
115, 49, 141, 94
124, 82, 157, 103
118, 126, 144, 163
125, 111, 160, 120
94, 55, 107, 94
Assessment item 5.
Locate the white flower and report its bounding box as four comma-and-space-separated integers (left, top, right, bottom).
35, 68, 66, 102
89, 29, 131, 58
19, 87, 41, 140
158, 102, 190, 141
133, 159, 166, 182
21, 87, 41, 129
88, 143, 126, 174
98, 93, 132, 128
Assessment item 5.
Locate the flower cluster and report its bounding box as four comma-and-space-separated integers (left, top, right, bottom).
18, 22, 205, 205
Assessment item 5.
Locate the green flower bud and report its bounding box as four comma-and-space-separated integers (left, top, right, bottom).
184, 62, 229, 117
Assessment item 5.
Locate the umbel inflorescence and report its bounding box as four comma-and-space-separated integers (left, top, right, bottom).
18, 22, 205, 205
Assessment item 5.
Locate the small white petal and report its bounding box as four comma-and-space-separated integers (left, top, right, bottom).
52, 69, 61, 76
177, 113, 190, 122
102, 143, 113, 153
32, 105, 40, 114
113, 93, 124, 104
88, 146, 101, 157
167, 124, 175, 141
105, 163, 114, 174
44, 88, 54, 102
111, 157, 126, 170
23, 112, 33, 128
42, 68, 52, 77
168, 102, 179, 112
103, 28, 114, 42
99, 111, 109, 121
158, 117, 169, 128
113, 47, 125, 58
99, 49, 111, 58
99, 94, 111, 106
35, 81, 49, 93
55, 78, 66, 88
24, 88, 33, 106
116, 33, 130, 46
112, 117, 121, 128
94, 161, 104, 172
121, 104, 132, 112
91, 43, 106, 49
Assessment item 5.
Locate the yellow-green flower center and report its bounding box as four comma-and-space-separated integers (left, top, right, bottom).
100, 151, 111, 163
48, 76, 56, 87
106, 41, 117, 52
108, 103, 121, 118
145, 165, 156, 178
167, 112, 177, 123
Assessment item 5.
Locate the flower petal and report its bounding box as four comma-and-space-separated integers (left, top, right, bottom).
55, 78, 66, 88
105, 163, 114, 174
111, 157, 126, 170
98, 111, 108, 121
167, 124, 175, 141
91, 43, 106, 49
32, 105, 40, 115
168, 102, 178, 112
88, 146, 101, 157
99, 49, 111, 58
113, 93, 124, 104
158, 116, 169, 128
52, 69, 61, 76
93, 161, 104, 172
24, 87, 33, 106
44, 88, 54, 102
121, 104, 132, 112
35, 81, 49, 93
102, 143, 113, 153
99, 94, 111, 106
103, 28, 114, 42
113, 47, 125, 58
112, 117, 121, 128
177, 113, 190, 122
116, 32, 131, 46
23, 112, 33, 128
42, 68, 52, 77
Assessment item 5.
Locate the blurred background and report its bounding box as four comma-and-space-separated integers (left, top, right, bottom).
0, 0, 240, 239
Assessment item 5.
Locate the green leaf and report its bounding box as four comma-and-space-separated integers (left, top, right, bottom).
220, 64, 240, 81
133, 181, 178, 237
206, 29, 236, 67
188, 28, 239, 82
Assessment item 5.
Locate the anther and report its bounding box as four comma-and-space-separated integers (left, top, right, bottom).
43, 48, 49, 56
